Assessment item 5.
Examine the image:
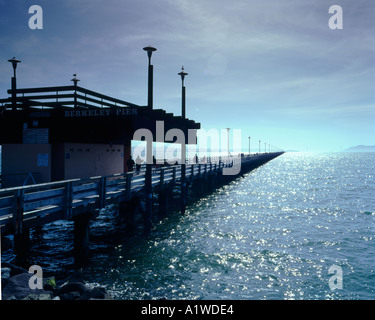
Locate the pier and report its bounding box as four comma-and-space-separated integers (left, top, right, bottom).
1, 51, 284, 266
0, 152, 283, 265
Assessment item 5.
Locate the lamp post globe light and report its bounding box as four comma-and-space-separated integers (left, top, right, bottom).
8, 57, 21, 78
71, 74, 80, 86
143, 45, 157, 65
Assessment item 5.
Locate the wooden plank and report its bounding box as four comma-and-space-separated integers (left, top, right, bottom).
17, 93, 74, 101
0, 206, 14, 217
106, 178, 126, 186
0, 211, 13, 227
9, 85, 76, 94
24, 196, 65, 212
24, 188, 65, 201
73, 182, 99, 193
71, 196, 99, 208
72, 190, 99, 200
0, 178, 79, 193
23, 205, 62, 221
0, 195, 16, 208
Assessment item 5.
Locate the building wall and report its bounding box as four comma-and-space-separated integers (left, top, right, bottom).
0, 143, 125, 187
1, 144, 51, 188
63, 143, 124, 180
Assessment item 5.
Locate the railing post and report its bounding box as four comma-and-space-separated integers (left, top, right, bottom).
172, 167, 176, 183
99, 176, 107, 208
160, 168, 164, 186
14, 189, 29, 256
65, 181, 73, 220
16, 189, 25, 235
126, 173, 132, 198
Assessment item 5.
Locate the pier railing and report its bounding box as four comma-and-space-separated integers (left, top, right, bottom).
0, 85, 139, 110
0, 153, 281, 234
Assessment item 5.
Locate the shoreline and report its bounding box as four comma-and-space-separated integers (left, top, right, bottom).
1, 261, 112, 300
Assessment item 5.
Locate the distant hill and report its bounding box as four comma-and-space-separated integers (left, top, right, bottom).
342, 145, 375, 152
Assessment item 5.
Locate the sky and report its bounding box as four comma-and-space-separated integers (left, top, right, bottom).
0, 0, 374, 152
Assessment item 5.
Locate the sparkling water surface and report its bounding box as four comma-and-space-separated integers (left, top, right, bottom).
2, 152, 375, 299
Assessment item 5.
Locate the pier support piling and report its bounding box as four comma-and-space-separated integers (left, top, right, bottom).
119, 199, 136, 233
158, 189, 169, 217
73, 212, 91, 268
14, 228, 30, 257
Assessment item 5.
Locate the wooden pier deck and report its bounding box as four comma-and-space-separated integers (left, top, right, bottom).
0, 152, 283, 264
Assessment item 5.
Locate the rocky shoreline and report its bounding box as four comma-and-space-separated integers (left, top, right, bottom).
1, 262, 112, 300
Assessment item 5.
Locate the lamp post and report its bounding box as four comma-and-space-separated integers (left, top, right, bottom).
71, 74, 80, 86
71, 74, 80, 108
143, 45, 157, 110
8, 57, 21, 111
248, 136, 251, 156
178, 66, 188, 119
143, 46, 157, 233
259, 140, 261, 154
226, 128, 230, 158
178, 66, 188, 214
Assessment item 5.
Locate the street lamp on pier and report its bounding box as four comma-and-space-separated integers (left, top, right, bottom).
248, 136, 251, 155
178, 66, 188, 119
143, 45, 157, 110
8, 57, 21, 111
178, 66, 188, 214
143, 46, 157, 232
71, 74, 80, 108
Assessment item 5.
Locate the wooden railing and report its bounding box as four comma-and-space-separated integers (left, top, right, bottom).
0, 85, 138, 109
0, 153, 281, 234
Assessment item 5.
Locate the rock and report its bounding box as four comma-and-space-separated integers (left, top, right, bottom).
1, 236, 13, 252
23, 293, 52, 300
1, 262, 28, 277
1, 267, 11, 279
80, 286, 106, 300
2, 273, 50, 300
1, 267, 11, 290
54, 282, 88, 298
53, 281, 108, 300
38, 293, 52, 300
59, 291, 81, 300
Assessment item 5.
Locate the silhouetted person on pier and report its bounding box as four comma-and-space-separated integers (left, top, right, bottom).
194, 154, 198, 164
127, 156, 135, 172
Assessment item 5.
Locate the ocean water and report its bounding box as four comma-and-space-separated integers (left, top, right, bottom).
2, 152, 375, 300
